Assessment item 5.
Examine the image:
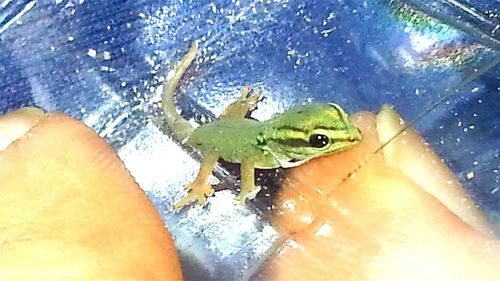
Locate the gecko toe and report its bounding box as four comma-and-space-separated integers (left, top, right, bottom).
173, 183, 215, 211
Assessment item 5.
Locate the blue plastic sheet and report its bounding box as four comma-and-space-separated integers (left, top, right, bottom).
0, 0, 498, 280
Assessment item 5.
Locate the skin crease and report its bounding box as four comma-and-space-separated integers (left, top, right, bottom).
0, 109, 182, 280
262, 109, 500, 281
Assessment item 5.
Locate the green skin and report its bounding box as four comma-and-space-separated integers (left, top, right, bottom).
162, 41, 363, 210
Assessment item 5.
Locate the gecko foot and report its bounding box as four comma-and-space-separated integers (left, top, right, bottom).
235, 186, 261, 204
173, 182, 215, 211
239, 86, 262, 112
219, 86, 263, 119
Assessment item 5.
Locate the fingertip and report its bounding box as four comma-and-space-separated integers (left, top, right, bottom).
0, 107, 45, 152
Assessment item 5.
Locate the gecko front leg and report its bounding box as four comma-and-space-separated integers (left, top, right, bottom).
235, 158, 261, 203
220, 87, 262, 203
174, 153, 219, 210
219, 86, 262, 119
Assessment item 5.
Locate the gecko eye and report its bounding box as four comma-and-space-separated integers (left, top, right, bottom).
309, 134, 330, 148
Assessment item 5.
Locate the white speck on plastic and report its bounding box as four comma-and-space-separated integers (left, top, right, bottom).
87, 48, 97, 57
103, 51, 111, 60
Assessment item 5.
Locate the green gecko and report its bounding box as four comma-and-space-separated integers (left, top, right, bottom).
162, 41, 363, 210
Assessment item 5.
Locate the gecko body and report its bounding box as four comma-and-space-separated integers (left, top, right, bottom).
162, 42, 362, 210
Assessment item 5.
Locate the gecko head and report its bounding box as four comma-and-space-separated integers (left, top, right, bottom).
260, 103, 362, 168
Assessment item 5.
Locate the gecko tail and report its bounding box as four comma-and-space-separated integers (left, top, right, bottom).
161, 41, 199, 142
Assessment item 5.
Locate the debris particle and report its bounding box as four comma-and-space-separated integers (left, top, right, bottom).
100, 66, 116, 72
103, 51, 111, 60
87, 48, 97, 57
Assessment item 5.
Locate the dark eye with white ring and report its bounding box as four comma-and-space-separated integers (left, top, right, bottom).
309, 134, 330, 148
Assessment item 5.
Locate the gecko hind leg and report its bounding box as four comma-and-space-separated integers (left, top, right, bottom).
219, 86, 262, 119
174, 153, 219, 211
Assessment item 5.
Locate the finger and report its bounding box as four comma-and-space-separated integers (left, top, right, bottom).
0, 107, 45, 152
263, 109, 500, 281
0, 112, 182, 280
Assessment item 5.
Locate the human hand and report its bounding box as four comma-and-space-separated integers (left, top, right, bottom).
2, 106, 498, 281
263, 106, 500, 281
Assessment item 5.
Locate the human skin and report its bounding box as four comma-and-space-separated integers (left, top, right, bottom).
0, 108, 182, 280
262, 108, 500, 281
0, 107, 499, 280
